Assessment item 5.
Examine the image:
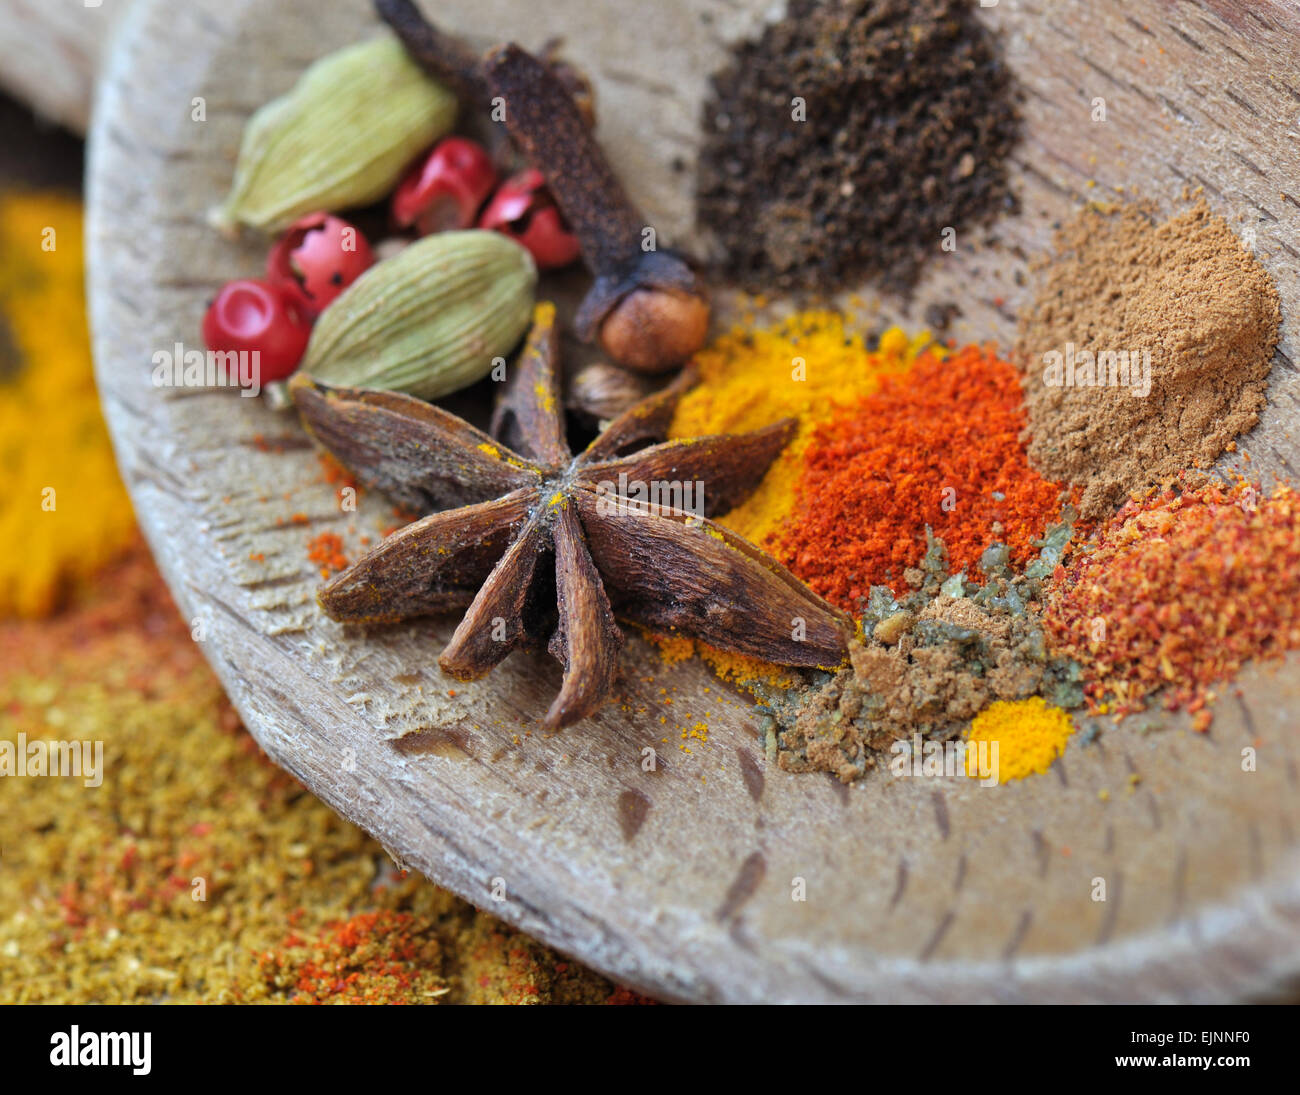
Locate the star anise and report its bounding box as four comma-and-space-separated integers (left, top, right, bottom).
289, 305, 851, 728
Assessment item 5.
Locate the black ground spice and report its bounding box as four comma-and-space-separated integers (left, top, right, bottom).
696, 0, 1020, 295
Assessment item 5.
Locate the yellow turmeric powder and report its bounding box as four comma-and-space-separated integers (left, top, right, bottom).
643, 629, 801, 694
965, 696, 1074, 782
0, 193, 135, 617
646, 630, 695, 665
669, 312, 937, 547
698, 646, 800, 690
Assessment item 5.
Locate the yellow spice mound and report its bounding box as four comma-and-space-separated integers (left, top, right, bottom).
669, 312, 936, 547
965, 696, 1074, 782
0, 193, 135, 617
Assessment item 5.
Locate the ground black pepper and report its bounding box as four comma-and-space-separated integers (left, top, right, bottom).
696, 0, 1020, 295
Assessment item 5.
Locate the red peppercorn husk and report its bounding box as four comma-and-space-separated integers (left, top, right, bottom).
478, 169, 580, 270
392, 137, 498, 234
202, 278, 312, 382
266, 213, 374, 316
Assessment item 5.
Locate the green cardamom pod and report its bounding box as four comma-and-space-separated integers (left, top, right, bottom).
211, 34, 456, 234
301, 231, 537, 399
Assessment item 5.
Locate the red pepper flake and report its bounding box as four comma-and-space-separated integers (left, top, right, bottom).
255, 910, 447, 1004
1045, 479, 1300, 729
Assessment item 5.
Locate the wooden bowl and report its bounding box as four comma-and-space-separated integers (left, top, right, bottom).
88, 0, 1300, 1001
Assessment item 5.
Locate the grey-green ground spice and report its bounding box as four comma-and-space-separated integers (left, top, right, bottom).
746, 526, 1083, 783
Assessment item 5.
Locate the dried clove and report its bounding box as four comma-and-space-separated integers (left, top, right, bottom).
375, 0, 596, 126
377, 2, 702, 372
484, 44, 710, 374
374, 0, 490, 104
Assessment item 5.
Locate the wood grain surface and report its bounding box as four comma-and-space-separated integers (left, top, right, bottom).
86, 0, 1300, 1002
0, 0, 126, 134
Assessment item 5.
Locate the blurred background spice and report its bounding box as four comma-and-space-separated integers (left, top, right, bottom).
0, 90, 641, 1006
0, 550, 637, 1003
0, 191, 135, 617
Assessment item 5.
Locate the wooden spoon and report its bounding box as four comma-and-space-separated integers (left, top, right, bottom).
86, 0, 1300, 1001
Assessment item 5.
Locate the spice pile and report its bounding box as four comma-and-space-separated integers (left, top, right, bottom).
964, 697, 1075, 783
759, 524, 1083, 783
1017, 200, 1280, 519
672, 325, 1074, 617
0, 193, 135, 617
668, 312, 934, 547
697, 0, 1019, 294
665, 188, 1291, 781
1044, 479, 1300, 732
778, 344, 1073, 611
0, 541, 639, 1004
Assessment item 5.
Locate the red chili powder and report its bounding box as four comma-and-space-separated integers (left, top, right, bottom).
779, 344, 1071, 610
306, 532, 349, 580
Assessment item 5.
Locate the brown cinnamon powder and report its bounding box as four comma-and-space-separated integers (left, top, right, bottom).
1016, 200, 1280, 519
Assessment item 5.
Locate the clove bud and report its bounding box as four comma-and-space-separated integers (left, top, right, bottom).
484, 45, 710, 374
376, 0, 596, 128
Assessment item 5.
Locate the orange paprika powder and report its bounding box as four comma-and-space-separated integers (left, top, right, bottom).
779, 344, 1071, 610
